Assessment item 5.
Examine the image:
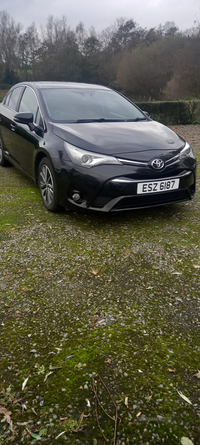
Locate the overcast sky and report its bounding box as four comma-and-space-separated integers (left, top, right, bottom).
1, 0, 200, 32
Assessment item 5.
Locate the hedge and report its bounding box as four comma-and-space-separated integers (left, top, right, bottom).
134, 100, 200, 125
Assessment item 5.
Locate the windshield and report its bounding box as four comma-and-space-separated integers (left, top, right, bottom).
41, 87, 146, 123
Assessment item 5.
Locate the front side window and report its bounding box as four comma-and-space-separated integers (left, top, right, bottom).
35, 108, 43, 127
3, 91, 12, 106
19, 87, 39, 123
8, 87, 24, 111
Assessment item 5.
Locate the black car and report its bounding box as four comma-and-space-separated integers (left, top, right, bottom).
0, 81, 196, 212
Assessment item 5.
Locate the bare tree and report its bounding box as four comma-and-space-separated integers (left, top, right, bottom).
117, 37, 180, 99
164, 36, 200, 99
18, 23, 40, 80
0, 11, 21, 82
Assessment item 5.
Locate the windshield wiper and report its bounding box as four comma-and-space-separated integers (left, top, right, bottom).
75, 117, 147, 123
76, 118, 127, 123
125, 117, 147, 122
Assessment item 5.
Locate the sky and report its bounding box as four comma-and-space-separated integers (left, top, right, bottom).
0, 0, 200, 32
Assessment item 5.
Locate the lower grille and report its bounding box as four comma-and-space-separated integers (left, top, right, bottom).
113, 189, 191, 210
92, 196, 113, 208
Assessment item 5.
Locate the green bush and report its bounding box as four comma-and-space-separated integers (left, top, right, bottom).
0, 83, 12, 90
134, 100, 200, 125
0, 90, 8, 102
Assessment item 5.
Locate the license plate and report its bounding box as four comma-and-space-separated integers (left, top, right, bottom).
137, 178, 180, 194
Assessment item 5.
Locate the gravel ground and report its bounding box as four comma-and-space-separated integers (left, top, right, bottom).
0, 125, 200, 445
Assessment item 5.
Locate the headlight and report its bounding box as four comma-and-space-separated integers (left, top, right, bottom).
64, 142, 122, 168
179, 142, 195, 159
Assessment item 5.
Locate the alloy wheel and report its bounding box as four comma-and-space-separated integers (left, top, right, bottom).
39, 164, 54, 206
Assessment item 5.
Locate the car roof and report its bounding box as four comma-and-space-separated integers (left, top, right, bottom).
13, 81, 110, 91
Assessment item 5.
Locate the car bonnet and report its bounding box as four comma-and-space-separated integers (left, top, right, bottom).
52, 120, 185, 161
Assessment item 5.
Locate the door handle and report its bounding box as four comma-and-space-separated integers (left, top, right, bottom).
10, 123, 16, 131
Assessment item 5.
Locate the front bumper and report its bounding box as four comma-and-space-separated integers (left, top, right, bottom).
65, 168, 196, 212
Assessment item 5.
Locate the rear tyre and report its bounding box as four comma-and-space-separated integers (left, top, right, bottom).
38, 158, 60, 212
0, 137, 9, 166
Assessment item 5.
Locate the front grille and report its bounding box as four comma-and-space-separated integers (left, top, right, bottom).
117, 153, 180, 168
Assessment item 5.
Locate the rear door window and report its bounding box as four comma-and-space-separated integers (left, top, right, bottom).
8, 87, 24, 111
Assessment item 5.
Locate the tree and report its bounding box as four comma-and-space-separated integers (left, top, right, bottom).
35, 16, 83, 81
75, 21, 87, 53
117, 37, 180, 100
164, 36, 200, 99
162, 21, 179, 37
103, 18, 142, 53
0, 11, 21, 83
18, 23, 40, 80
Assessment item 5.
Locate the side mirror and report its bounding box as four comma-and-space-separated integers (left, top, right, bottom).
142, 111, 151, 119
14, 112, 35, 131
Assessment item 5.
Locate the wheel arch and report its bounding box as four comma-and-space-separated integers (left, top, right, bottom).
0, 134, 9, 166
35, 151, 52, 185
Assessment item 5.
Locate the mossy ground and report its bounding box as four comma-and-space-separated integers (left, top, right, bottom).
0, 126, 200, 444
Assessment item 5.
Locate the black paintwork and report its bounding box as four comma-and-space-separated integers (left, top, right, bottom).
0, 81, 196, 212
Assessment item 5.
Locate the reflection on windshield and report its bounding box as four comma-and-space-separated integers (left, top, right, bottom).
41, 88, 146, 123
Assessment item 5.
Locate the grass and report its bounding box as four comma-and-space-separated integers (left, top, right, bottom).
0, 125, 200, 444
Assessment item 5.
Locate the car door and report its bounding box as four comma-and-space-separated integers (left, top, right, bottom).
0, 86, 25, 163
13, 86, 44, 178
1, 86, 44, 178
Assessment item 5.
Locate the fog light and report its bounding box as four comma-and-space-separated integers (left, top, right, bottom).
72, 192, 81, 202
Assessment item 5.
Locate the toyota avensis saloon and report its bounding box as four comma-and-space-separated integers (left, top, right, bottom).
0, 82, 196, 212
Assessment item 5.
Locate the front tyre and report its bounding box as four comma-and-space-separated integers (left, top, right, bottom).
38, 158, 60, 212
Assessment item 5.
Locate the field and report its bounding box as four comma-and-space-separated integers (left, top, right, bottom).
0, 125, 200, 444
